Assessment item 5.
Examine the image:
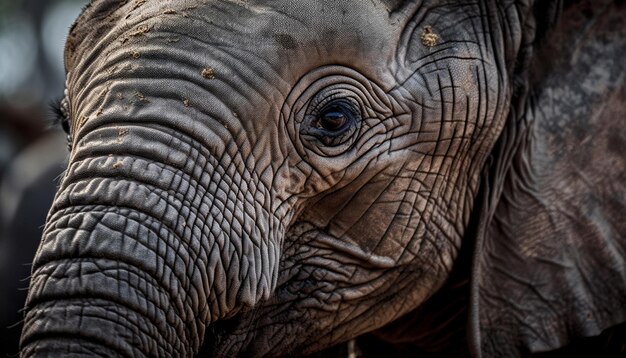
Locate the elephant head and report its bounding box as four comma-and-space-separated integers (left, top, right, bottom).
21, 0, 626, 356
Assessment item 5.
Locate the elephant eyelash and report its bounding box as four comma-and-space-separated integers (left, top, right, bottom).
49, 97, 73, 151
49, 98, 66, 126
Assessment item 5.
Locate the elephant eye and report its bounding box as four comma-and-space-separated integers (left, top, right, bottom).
302, 99, 360, 147
50, 96, 73, 151
317, 106, 349, 132
312, 99, 358, 135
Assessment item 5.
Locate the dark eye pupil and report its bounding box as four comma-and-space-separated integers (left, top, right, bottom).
61, 119, 70, 134
319, 109, 346, 131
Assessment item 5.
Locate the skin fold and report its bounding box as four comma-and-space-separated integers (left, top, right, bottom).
20, 0, 625, 357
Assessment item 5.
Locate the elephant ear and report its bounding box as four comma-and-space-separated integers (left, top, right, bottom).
470, 0, 626, 356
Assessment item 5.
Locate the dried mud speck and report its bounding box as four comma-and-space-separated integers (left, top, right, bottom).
183, 98, 190, 107
201, 67, 215, 79
131, 50, 141, 59
78, 115, 88, 128
134, 92, 148, 102
132, 0, 146, 11
421, 26, 439, 48
130, 24, 151, 37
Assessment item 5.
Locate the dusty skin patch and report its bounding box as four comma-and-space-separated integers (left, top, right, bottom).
117, 127, 129, 144
163, 9, 177, 15
77, 115, 89, 129
133, 92, 148, 102
118, 128, 129, 142
112, 160, 124, 169
421, 26, 439, 47
201, 67, 215, 79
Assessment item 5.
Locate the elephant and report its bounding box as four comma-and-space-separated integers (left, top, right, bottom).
20, 0, 626, 356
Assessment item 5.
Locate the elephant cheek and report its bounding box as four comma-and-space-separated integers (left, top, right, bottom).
19, 125, 282, 357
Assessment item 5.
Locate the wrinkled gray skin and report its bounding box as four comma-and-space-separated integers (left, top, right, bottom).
20, 0, 626, 357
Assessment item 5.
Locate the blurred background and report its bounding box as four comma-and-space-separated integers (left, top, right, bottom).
0, 0, 89, 355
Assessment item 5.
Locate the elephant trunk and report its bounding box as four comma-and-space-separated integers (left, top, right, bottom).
20, 121, 283, 356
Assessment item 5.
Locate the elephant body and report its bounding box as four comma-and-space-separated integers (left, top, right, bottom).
20, 0, 626, 356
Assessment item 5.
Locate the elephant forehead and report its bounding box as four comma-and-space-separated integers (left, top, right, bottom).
200, 0, 398, 83
67, 0, 509, 94
66, 0, 403, 87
